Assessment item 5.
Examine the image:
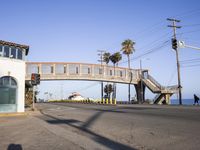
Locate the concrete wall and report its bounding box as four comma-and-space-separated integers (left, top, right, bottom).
0, 57, 25, 112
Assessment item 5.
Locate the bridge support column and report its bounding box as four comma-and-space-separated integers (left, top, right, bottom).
134, 81, 145, 104
165, 94, 171, 104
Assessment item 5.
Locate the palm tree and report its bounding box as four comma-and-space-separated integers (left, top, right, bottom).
121, 39, 136, 103
103, 52, 111, 102
103, 52, 111, 65
104, 84, 113, 101
121, 39, 135, 69
110, 52, 122, 66
109, 52, 122, 101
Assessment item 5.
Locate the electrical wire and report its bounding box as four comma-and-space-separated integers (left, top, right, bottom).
181, 64, 200, 68
170, 8, 200, 19
137, 32, 171, 50
135, 22, 167, 40
74, 82, 100, 93
177, 28, 200, 35
119, 40, 170, 65
167, 67, 177, 86
181, 23, 200, 27
180, 58, 200, 64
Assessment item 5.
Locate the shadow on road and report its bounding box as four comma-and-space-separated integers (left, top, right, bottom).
39, 110, 136, 150
7, 144, 23, 150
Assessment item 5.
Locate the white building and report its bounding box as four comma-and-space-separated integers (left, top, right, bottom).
0, 40, 29, 113
68, 92, 85, 101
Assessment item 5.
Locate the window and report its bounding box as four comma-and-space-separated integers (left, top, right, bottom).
4, 46, 9, 57
0, 76, 17, 86
0, 45, 2, 56
3, 77, 10, 85
11, 78, 17, 86
17, 48, 22, 60
55, 64, 65, 74
110, 70, 112, 76
11, 47, 17, 58
76, 67, 79, 74
64, 66, 66, 73
120, 71, 123, 77
88, 68, 90, 74
41, 65, 52, 74
0, 76, 17, 104
69, 64, 79, 74
51, 66, 54, 74
99, 68, 102, 74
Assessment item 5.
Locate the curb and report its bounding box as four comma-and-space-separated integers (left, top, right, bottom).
0, 112, 29, 117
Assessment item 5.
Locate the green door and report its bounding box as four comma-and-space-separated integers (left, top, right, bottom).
0, 76, 17, 112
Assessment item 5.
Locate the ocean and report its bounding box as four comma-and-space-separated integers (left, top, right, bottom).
170, 99, 196, 105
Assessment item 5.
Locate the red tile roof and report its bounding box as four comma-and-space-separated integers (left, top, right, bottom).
0, 40, 29, 55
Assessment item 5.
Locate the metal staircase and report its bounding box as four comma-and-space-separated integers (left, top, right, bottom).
141, 73, 178, 104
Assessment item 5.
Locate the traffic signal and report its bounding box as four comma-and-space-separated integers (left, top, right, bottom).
31, 73, 40, 85
172, 38, 178, 50
31, 73, 36, 85
36, 74, 40, 85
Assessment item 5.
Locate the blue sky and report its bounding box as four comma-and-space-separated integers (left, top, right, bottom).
1, 0, 200, 101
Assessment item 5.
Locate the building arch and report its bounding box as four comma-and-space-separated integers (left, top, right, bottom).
0, 76, 18, 105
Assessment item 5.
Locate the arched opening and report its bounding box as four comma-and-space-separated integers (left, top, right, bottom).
0, 76, 17, 112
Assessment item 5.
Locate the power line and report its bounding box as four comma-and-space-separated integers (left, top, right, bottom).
171, 8, 200, 19
167, 67, 177, 86
135, 22, 167, 40
177, 28, 200, 35
119, 40, 169, 65
181, 64, 200, 68
76, 82, 100, 93
181, 23, 200, 27
137, 32, 171, 50
180, 58, 200, 64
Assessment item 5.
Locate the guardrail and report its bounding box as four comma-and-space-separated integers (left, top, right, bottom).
147, 74, 162, 89
48, 99, 117, 105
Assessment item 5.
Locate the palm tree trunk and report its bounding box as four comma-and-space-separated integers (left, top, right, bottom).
128, 54, 130, 69
106, 63, 109, 101
128, 55, 131, 103
112, 64, 116, 102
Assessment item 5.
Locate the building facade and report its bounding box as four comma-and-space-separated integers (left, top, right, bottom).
0, 40, 29, 113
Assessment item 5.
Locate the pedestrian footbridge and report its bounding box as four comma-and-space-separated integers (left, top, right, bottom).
25, 62, 178, 104
25, 62, 140, 84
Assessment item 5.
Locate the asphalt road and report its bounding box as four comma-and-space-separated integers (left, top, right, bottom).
1, 103, 200, 150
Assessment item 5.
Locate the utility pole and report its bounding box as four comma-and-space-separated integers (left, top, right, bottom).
167, 18, 182, 105
32, 86, 35, 110
98, 50, 105, 102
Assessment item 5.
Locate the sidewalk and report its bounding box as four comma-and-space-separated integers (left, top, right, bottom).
0, 107, 40, 117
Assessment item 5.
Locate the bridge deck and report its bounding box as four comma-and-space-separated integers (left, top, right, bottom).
25, 62, 142, 84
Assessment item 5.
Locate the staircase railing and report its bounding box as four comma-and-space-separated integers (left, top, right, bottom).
142, 79, 160, 92
140, 72, 178, 95
164, 85, 178, 93
153, 93, 162, 103
147, 74, 162, 89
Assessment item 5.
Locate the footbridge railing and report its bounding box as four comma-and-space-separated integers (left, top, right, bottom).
25, 62, 141, 84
